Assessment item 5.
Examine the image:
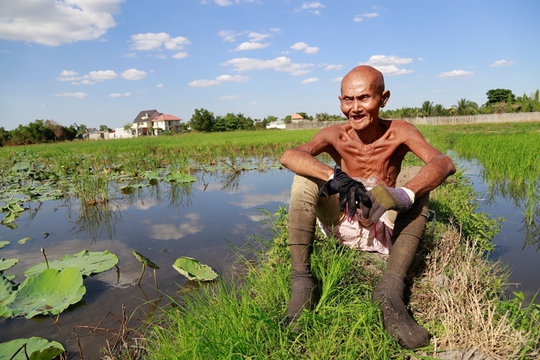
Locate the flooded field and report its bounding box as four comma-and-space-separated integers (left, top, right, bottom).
0, 160, 538, 357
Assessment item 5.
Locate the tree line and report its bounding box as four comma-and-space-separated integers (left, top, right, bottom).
2, 88, 538, 146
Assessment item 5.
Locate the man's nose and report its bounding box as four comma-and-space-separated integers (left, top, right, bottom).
352, 99, 362, 111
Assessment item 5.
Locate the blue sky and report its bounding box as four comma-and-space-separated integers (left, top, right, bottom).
1, 0, 538, 131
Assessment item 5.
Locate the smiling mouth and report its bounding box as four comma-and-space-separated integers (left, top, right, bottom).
351, 114, 365, 121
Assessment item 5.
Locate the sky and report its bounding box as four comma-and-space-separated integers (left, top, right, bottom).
0, 0, 539, 131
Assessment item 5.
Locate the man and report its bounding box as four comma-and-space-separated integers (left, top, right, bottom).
279, 65, 456, 349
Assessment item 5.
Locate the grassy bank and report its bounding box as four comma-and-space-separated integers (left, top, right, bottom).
137, 171, 539, 359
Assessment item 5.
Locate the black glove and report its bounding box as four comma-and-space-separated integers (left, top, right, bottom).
319, 165, 372, 216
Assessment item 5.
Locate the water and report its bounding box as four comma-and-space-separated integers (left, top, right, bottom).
0, 163, 538, 357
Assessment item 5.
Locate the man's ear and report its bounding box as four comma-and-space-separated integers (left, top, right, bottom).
380, 90, 390, 108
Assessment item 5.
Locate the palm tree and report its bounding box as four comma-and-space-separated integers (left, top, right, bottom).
420, 101, 434, 117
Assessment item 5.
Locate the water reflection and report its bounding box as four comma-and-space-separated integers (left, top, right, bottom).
461, 155, 540, 251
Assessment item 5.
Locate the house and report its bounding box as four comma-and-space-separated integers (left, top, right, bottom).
266, 120, 286, 129
132, 110, 183, 136
291, 113, 304, 123
86, 127, 110, 140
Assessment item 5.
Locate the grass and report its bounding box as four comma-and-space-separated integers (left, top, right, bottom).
134, 170, 540, 359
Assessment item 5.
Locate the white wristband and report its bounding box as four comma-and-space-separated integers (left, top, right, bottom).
328, 173, 334, 181
400, 187, 415, 203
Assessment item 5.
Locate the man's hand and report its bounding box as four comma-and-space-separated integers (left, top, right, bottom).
362, 185, 413, 223
319, 165, 371, 217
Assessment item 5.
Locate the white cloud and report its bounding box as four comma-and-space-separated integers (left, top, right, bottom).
156, 83, 164, 88
363, 55, 414, 76
172, 52, 188, 59
234, 41, 270, 51
248, 31, 270, 42
58, 68, 146, 84
109, 92, 131, 98
55, 92, 88, 99
222, 56, 314, 76
325, 64, 344, 71
291, 42, 319, 54
437, 70, 474, 78
302, 77, 319, 84
490, 59, 515, 68
218, 30, 237, 42
0, 0, 123, 46
150, 213, 203, 240
89, 70, 119, 81
294, 2, 325, 14
129, 32, 190, 53
367, 55, 413, 66
353, 12, 379, 22
188, 74, 250, 87
121, 69, 147, 80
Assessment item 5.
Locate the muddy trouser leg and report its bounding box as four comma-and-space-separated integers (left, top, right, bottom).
283, 174, 342, 328
372, 166, 430, 349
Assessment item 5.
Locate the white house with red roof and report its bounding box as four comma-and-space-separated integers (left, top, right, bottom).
131, 109, 183, 136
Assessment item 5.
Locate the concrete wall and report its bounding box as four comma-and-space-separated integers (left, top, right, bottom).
285, 112, 540, 130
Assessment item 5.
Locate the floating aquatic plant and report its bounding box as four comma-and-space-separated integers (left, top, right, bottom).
3, 267, 86, 319
24, 250, 119, 278
0, 336, 65, 360
172, 256, 218, 281
132, 250, 160, 287
0, 258, 18, 272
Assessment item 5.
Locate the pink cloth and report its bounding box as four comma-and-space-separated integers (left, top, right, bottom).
319, 210, 394, 255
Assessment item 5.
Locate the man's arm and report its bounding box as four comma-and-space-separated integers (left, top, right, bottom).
401, 124, 456, 198
280, 129, 336, 181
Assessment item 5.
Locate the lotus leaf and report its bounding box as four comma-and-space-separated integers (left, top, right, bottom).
1, 201, 24, 213
164, 173, 196, 183
6, 267, 86, 318
17, 237, 31, 245
172, 256, 218, 281
24, 250, 119, 277
132, 250, 159, 269
10, 161, 31, 172
0, 274, 15, 317
0, 258, 18, 272
0, 241, 10, 249
0, 336, 65, 360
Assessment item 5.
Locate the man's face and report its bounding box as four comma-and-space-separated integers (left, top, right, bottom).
339, 75, 389, 131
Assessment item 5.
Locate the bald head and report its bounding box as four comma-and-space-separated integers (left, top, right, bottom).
341, 65, 385, 95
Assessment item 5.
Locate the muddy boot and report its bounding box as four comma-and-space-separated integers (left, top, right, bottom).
283, 175, 319, 330
373, 271, 429, 349
373, 179, 430, 349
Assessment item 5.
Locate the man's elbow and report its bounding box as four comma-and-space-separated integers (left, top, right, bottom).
280, 149, 294, 168
441, 154, 456, 177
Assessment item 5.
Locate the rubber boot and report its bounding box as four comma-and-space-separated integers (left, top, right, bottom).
373, 167, 430, 349
282, 175, 320, 329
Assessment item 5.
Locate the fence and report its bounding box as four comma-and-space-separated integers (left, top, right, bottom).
285, 112, 540, 130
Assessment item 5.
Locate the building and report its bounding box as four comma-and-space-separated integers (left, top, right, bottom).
132, 110, 183, 136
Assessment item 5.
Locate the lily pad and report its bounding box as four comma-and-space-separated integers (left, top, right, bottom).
0, 258, 18, 272
172, 256, 218, 281
0, 336, 65, 360
0, 274, 15, 318
5, 267, 86, 318
17, 237, 31, 245
132, 250, 159, 269
165, 173, 196, 184
0, 241, 10, 249
24, 250, 119, 277
10, 161, 31, 172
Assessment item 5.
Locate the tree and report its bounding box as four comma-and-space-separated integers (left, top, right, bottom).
486, 89, 515, 106
455, 98, 478, 115
420, 101, 434, 117
189, 108, 215, 132
99, 125, 109, 132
